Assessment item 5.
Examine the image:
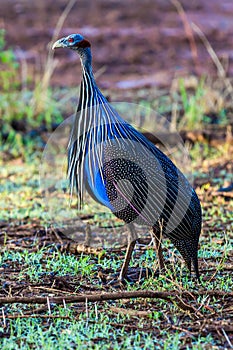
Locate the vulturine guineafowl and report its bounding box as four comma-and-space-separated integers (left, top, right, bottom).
52, 34, 202, 281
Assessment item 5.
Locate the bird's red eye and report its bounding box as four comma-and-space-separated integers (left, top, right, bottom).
68, 37, 74, 43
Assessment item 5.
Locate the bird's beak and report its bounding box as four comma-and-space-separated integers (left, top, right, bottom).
52, 38, 66, 50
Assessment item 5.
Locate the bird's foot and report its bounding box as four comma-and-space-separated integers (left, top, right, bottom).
102, 267, 153, 286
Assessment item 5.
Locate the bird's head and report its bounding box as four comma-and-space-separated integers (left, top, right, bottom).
52, 34, 91, 51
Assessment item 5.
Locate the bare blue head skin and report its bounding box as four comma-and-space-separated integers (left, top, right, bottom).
52, 33, 92, 69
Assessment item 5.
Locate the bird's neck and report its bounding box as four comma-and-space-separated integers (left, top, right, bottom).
79, 47, 95, 83
77, 47, 102, 113
78, 47, 107, 109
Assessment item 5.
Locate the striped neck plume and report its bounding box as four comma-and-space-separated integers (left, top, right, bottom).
68, 46, 117, 205
67, 37, 145, 209
77, 47, 106, 112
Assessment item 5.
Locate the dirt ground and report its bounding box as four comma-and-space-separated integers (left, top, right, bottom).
2, 0, 233, 92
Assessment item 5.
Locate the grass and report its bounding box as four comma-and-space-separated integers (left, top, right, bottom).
0, 230, 232, 349
0, 147, 232, 348
0, 27, 233, 349
0, 29, 69, 159
0, 315, 217, 350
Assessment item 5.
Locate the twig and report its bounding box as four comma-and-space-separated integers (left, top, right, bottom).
2, 308, 6, 328
32, 286, 76, 295
109, 306, 152, 317
89, 319, 150, 331
170, 0, 199, 75
0, 290, 233, 316
42, 0, 77, 90
47, 297, 51, 315
168, 324, 196, 338
0, 290, 174, 306
192, 290, 233, 297
32, 0, 77, 115
174, 295, 198, 313
191, 22, 233, 99
208, 232, 229, 283
0, 290, 232, 308
222, 328, 233, 349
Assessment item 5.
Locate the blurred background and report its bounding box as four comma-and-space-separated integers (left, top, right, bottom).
1, 0, 233, 150
1, 0, 233, 157
3, 0, 233, 89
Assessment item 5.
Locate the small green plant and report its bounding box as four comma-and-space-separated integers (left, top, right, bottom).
0, 30, 19, 91
0, 30, 64, 159
178, 78, 205, 129
176, 77, 229, 129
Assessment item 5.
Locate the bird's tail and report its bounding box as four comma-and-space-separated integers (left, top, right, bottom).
173, 239, 200, 280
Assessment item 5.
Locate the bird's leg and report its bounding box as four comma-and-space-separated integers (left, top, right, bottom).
152, 223, 165, 271
119, 223, 138, 281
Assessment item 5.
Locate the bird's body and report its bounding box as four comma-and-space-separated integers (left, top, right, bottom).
53, 34, 202, 280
